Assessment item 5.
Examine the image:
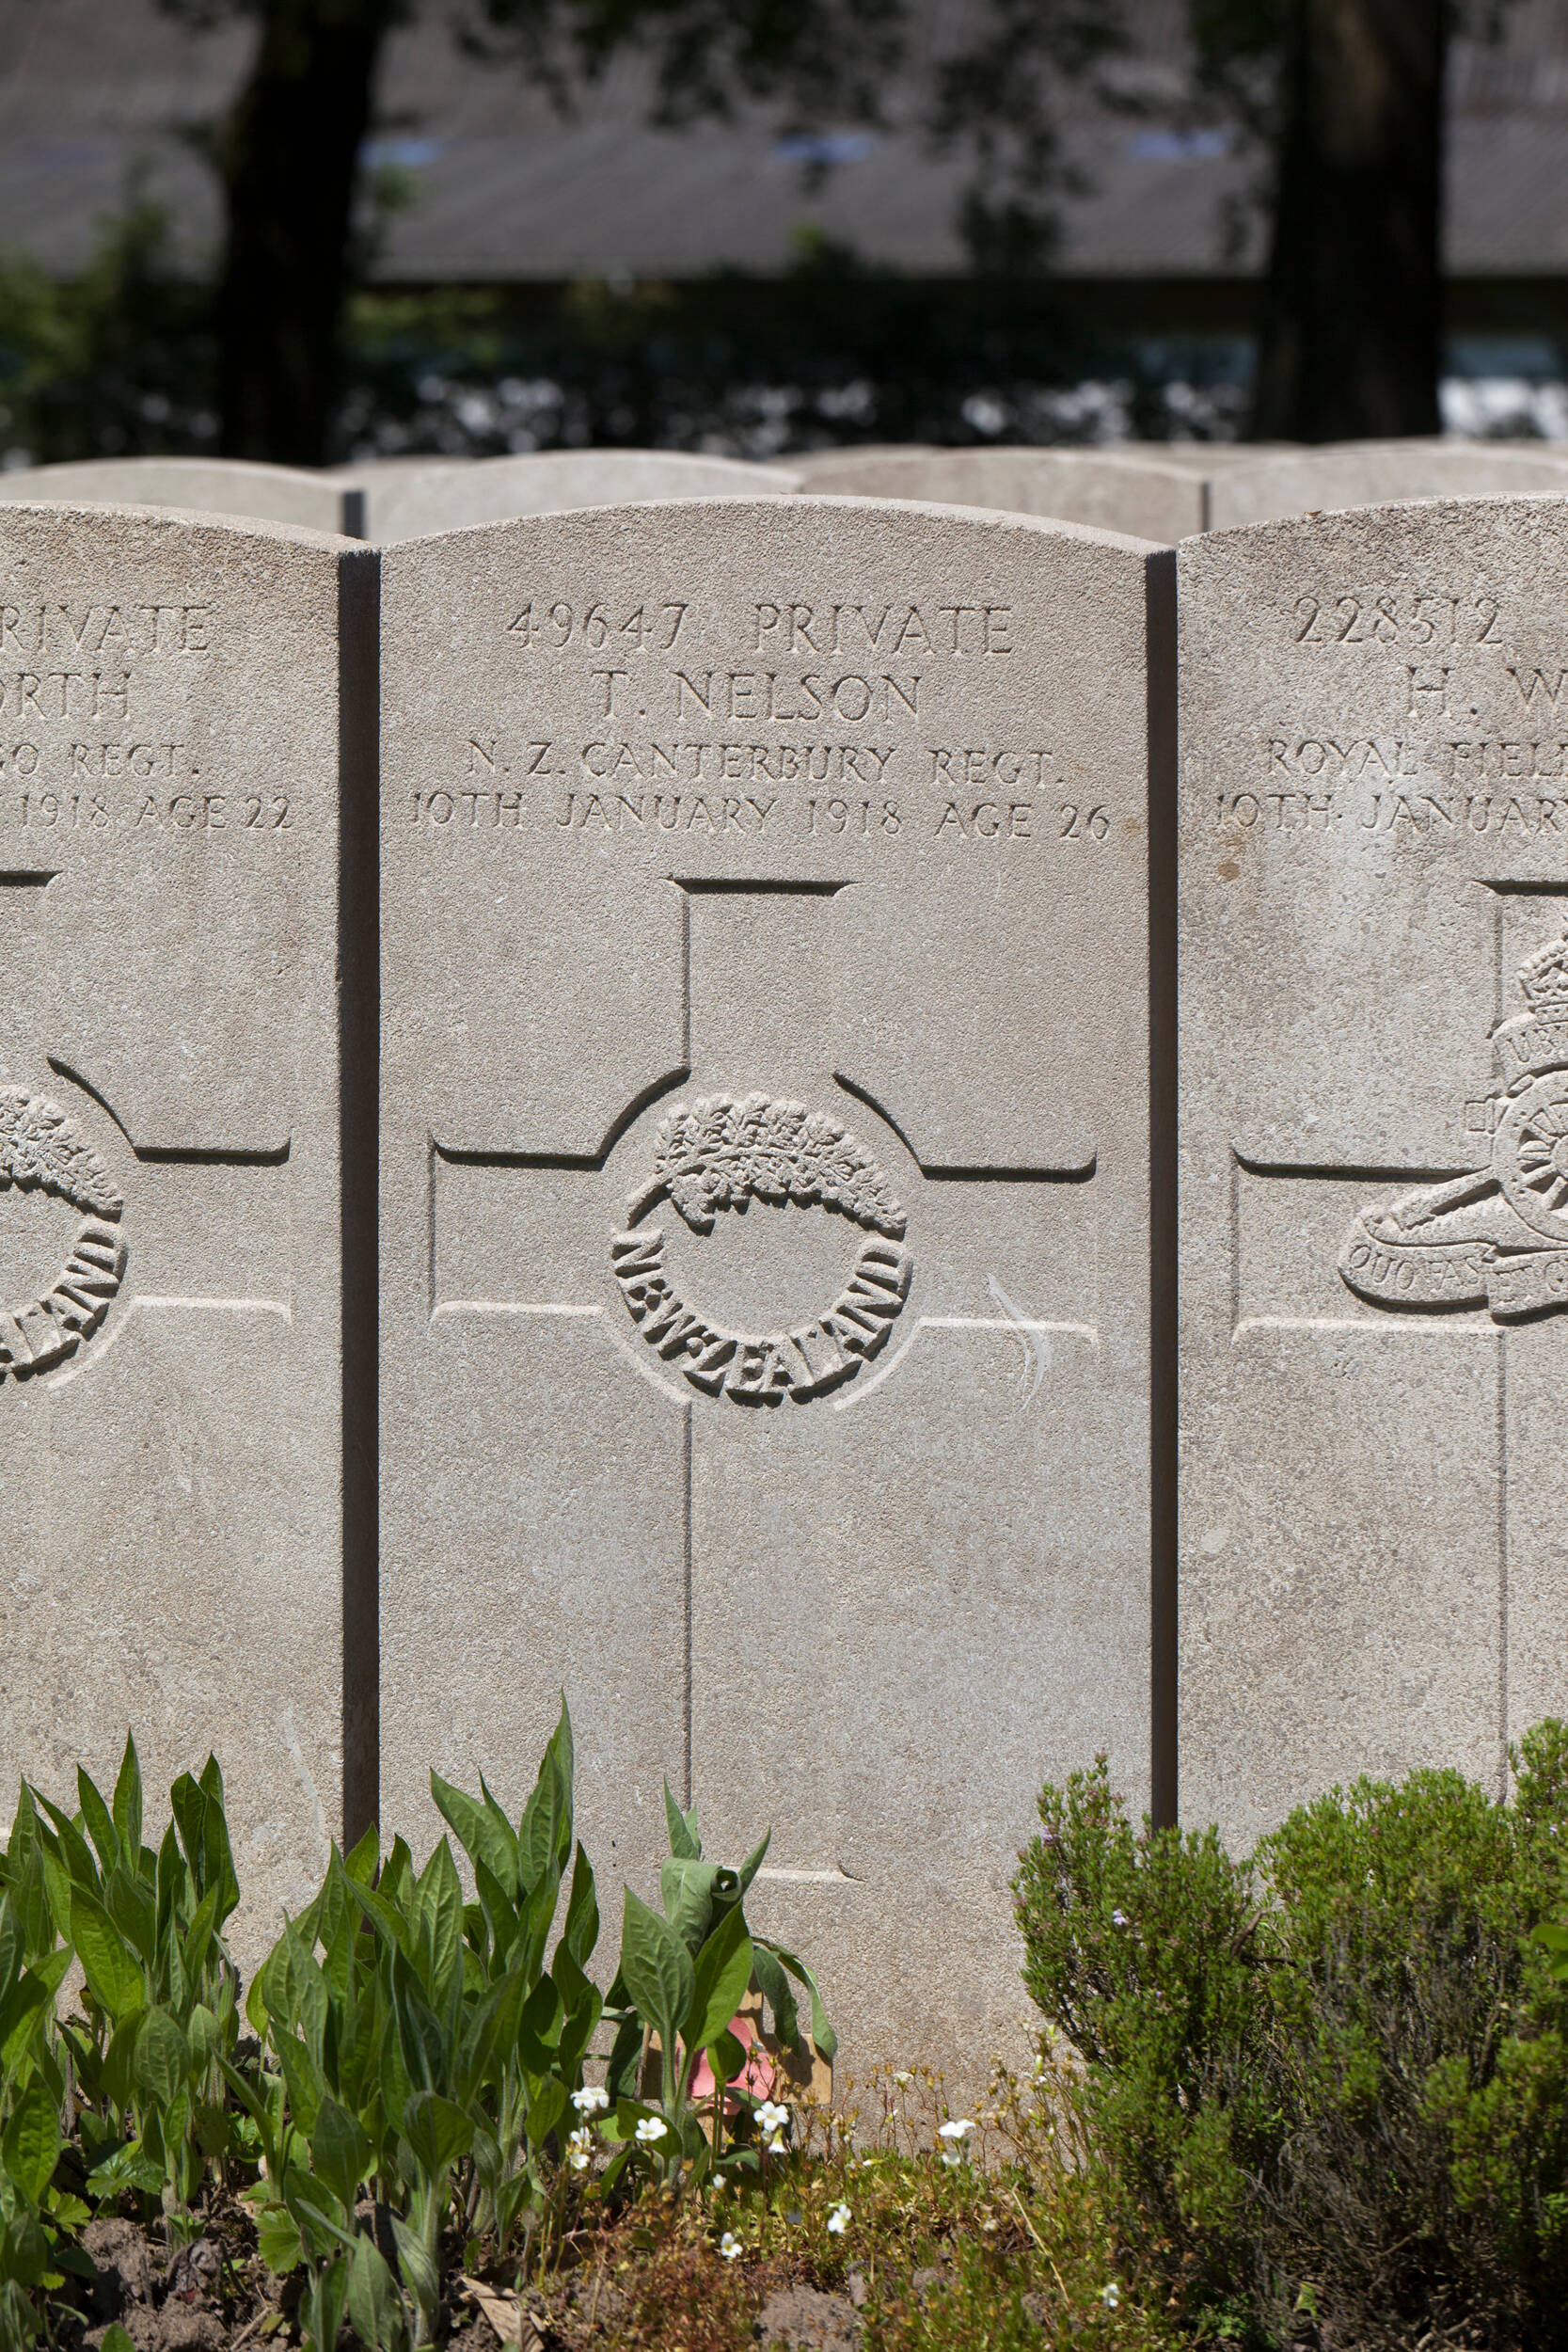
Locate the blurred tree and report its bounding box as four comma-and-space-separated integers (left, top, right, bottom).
1188, 0, 1516, 441
153, 0, 1131, 464
155, 0, 904, 464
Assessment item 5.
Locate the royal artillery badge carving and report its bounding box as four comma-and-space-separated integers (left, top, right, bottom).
1340, 931, 1568, 1323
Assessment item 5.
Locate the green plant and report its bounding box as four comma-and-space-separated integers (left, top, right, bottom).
239, 1701, 607, 2347
1015, 1725, 1568, 2351
599, 1783, 837, 2191
29, 1740, 244, 2228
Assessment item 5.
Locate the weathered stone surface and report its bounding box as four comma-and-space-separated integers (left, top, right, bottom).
0, 459, 364, 536
372, 451, 800, 541
1207, 439, 1568, 530
791, 447, 1208, 540
1179, 498, 1568, 1852
0, 503, 375, 1963
379, 497, 1166, 2074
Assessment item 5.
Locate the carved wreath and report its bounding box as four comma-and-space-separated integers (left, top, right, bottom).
0, 1089, 127, 1382
636, 1092, 907, 1238
0, 1087, 122, 1219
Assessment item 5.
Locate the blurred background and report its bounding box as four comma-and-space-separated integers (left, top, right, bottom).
0, 0, 1559, 467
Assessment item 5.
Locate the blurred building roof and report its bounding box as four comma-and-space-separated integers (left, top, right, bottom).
0, 0, 1565, 283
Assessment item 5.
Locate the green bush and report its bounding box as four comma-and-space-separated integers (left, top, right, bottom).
1014, 1725, 1568, 2350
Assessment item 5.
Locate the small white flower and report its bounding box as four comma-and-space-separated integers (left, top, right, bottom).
766, 2133, 786, 2156
940, 2146, 962, 2169
755, 2100, 790, 2137
719, 2232, 742, 2262
937, 2119, 974, 2141
635, 2115, 669, 2144
827, 2203, 850, 2236
1101, 2282, 1120, 2311
1112, 1909, 1130, 1928
893, 2071, 912, 2087
566, 2126, 593, 2172
571, 2085, 610, 2115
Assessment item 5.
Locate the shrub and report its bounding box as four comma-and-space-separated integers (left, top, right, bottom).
1014, 1725, 1568, 2351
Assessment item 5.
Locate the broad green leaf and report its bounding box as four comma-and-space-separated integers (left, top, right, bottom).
101, 2328, 136, 2352
133, 2006, 191, 2108
413, 1839, 464, 2014
618, 1888, 694, 2067
473, 1858, 519, 1967
516, 1699, 574, 1891
76, 1769, 119, 1878
752, 1943, 800, 2049
685, 1905, 753, 2058
709, 2027, 746, 2084
307, 2255, 350, 2352
430, 1773, 515, 1892
104, 1867, 156, 1972
1, 2212, 51, 2287
562, 1841, 600, 1967
478, 1773, 521, 1896
170, 1770, 239, 1925
401, 2089, 473, 2180
664, 1781, 701, 1861
111, 1736, 142, 1864
0, 1974, 50, 2077
388, 2213, 438, 2321
605, 2014, 643, 2104
256, 2200, 305, 2277
523, 2073, 567, 2149
0, 1900, 18, 2008
310, 2097, 372, 2213
347, 2232, 402, 2352
2, 2080, 61, 2203
736, 1831, 771, 1897
180, 1884, 222, 1992
660, 1856, 739, 1958
769, 1944, 838, 2062
389, 1947, 445, 2095
343, 1820, 379, 1888
273, 2030, 326, 2138
348, 1877, 413, 1961
31, 1791, 99, 1897
70, 1890, 145, 2023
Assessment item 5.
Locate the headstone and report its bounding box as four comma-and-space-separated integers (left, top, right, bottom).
790, 448, 1209, 541
1207, 439, 1568, 531
379, 497, 1170, 2073
0, 460, 365, 538
0, 502, 375, 1963
1179, 498, 1568, 1853
372, 452, 801, 543
329, 457, 468, 542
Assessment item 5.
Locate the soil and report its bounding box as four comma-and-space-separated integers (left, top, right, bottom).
56, 2208, 866, 2352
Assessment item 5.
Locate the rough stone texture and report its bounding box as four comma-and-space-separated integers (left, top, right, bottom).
0, 503, 374, 1966
1207, 439, 1568, 531
379, 497, 1164, 2078
0, 460, 364, 537
372, 451, 800, 542
791, 447, 1208, 540
1179, 499, 1568, 1853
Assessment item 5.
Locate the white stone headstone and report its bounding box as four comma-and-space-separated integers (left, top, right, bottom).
372, 452, 801, 542
379, 496, 1168, 2074
0, 459, 365, 538
1179, 498, 1568, 1851
791, 447, 1209, 541
1207, 439, 1568, 530
0, 503, 374, 1959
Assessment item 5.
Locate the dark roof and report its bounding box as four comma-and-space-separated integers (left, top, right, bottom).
2, 0, 1566, 281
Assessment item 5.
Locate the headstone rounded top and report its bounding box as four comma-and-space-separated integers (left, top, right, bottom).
372, 450, 802, 542
0, 457, 364, 538
1207, 439, 1568, 532
787, 445, 1209, 542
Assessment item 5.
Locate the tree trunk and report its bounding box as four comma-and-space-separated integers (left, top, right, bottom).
215, 0, 397, 464
1252, 0, 1447, 442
